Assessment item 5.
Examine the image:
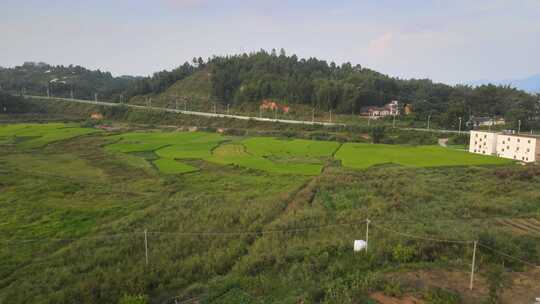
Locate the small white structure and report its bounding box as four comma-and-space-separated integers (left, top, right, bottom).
353, 240, 367, 252
469, 130, 540, 163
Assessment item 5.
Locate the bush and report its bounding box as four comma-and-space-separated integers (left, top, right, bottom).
370, 126, 386, 143
423, 287, 461, 304
484, 264, 512, 304
118, 294, 148, 304
392, 244, 417, 263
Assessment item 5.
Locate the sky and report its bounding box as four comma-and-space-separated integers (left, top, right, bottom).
1, 0, 539, 84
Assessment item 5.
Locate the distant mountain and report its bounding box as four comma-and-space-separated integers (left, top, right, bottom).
468, 74, 540, 93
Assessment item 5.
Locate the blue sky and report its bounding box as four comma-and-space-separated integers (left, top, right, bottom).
1, 0, 539, 84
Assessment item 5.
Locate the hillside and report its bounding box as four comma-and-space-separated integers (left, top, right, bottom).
3, 51, 540, 131
128, 69, 213, 112
125, 50, 540, 130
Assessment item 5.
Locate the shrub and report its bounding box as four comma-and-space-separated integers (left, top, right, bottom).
392, 244, 417, 263
118, 294, 149, 304
423, 287, 461, 304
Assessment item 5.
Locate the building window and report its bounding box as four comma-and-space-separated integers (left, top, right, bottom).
516, 147, 520, 151
527, 148, 530, 152
526, 157, 529, 161
475, 134, 478, 138
507, 146, 510, 149
502, 141, 505, 144
528, 140, 531, 144
514, 155, 517, 159
517, 139, 520, 143
508, 137, 511, 141
484, 135, 487, 138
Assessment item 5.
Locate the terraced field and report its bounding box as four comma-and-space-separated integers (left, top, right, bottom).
496, 218, 540, 236
106, 131, 224, 173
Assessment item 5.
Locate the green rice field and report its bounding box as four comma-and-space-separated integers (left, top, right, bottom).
335, 143, 512, 168
1, 123, 513, 175
0, 123, 99, 149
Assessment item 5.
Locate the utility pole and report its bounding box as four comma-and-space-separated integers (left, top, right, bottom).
312, 108, 315, 123
227, 104, 230, 115
175, 98, 178, 110
213, 103, 216, 114
427, 114, 431, 130
94, 93, 98, 103
70, 90, 74, 100
144, 229, 149, 265
518, 120, 521, 134
469, 241, 477, 290
329, 110, 332, 123
458, 117, 462, 135
392, 114, 396, 128
47, 86, 50, 98
120, 94, 123, 104
365, 219, 370, 252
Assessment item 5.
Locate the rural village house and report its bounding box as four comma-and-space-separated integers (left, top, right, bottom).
360, 100, 400, 118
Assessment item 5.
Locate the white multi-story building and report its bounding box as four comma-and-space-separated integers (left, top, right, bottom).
496, 134, 537, 162
469, 130, 540, 163
469, 131, 498, 155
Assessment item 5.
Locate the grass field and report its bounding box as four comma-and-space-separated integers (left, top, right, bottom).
0, 123, 99, 149
336, 143, 512, 169
2, 123, 538, 304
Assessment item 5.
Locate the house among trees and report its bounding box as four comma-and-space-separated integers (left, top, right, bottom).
260, 99, 290, 113
90, 112, 103, 120
360, 100, 399, 118
467, 116, 506, 128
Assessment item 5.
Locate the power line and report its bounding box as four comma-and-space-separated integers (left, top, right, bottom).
371, 222, 472, 244
478, 243, 540, 268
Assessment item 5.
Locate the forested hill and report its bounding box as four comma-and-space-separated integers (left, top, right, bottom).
0, 62, 137, 101
2, 50, 539, 129
125, 50, 539, 128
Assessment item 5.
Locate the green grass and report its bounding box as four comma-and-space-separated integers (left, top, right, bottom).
242, 137, 340, 158
336, 143, 512, 169
0, 123, 99, 149
153, 158, 198, 174
1, 123, 539, 304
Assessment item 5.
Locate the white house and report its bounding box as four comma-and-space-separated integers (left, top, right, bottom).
469, 130, 540, 163
361, 100, 399, 118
